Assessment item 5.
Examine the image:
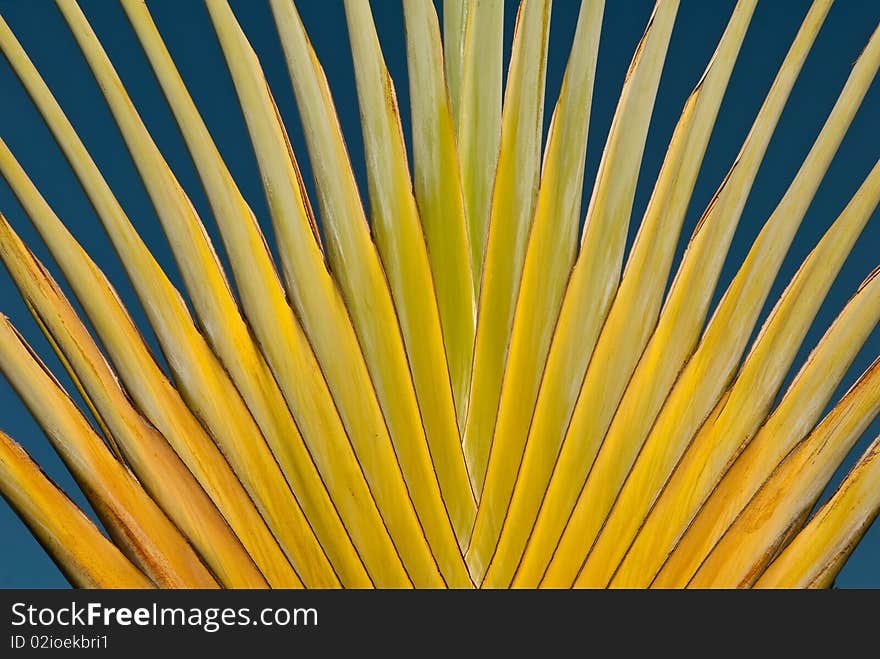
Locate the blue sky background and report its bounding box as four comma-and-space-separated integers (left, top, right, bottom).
0, 0, 877, 588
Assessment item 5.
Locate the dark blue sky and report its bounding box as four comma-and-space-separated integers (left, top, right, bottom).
0, 0, 877, 588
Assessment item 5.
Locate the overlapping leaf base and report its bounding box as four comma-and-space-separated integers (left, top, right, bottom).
0, 0, 878, 589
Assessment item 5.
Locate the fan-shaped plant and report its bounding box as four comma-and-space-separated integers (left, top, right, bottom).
0, 0, 878, 589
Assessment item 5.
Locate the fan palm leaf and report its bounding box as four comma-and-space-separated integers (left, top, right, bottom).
0, 0, 877, 589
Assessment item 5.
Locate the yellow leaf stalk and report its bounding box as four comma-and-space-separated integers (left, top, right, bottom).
403, 0, 477, 435
120, 0, 409, 588
0, 430, 154, 589
0, 215, 267, 588
344, 0, 477, 549
617, 159, 880, 588
458, 0, 504, 293
463, 0, 552, 500
0, 316, 218, 589
0, 0, 877, 591
757, 428, 880, 589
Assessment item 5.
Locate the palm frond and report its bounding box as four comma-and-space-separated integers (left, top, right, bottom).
494, 0, 753, 588
757, 426, 880, 589
0, 429, 154, 589
0, 310, 219, 588
463, 0, 551, 500
0, 0, 877, 589
457, 0, 503, 292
